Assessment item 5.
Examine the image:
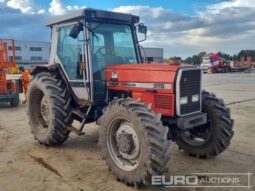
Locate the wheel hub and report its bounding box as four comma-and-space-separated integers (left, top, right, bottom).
115, 122, 140, 160
107, 119, 141, 171
40, 97, 49, 124
116, 133, 134, 154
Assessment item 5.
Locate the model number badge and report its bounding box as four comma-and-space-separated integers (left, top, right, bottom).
153, 83, 165, 89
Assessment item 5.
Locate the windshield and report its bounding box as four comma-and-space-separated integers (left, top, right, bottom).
89, 22, 138, 73
88, 22, 138, 102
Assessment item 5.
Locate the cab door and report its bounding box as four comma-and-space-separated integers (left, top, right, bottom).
56, 23, 90, 100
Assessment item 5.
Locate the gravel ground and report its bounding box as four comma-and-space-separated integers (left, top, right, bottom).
0, 73, 254, 191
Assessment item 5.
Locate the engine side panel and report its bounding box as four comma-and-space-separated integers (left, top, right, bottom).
132, 91, 175, 116
106, 64, 180, 117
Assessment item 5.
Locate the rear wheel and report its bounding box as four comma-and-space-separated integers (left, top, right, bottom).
98, 98, 171, 186
27, 72, 73, 146
175, 91, 234, 158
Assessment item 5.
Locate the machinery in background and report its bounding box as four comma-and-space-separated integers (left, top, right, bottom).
8, 66, 20, 74
200, 53, 231, 73
201, 53, 254, 73
230, 57, 254, 72
0, 39, 21, 107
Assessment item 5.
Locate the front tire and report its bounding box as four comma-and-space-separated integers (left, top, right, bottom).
27, 72, 73, 146
98, 98, 171, 186
175, 91, 234, 158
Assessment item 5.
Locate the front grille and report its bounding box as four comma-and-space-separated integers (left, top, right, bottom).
178, 69, 201, 115
155, 95, 173, 109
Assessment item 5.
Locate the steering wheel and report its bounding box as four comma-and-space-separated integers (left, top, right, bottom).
95, 47, 106, 57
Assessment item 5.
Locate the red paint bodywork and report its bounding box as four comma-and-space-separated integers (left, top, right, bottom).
0, 39, 17, 94
106, 63, 192, 117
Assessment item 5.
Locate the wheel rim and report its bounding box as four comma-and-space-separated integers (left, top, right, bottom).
181, 121, 212, 146
107, 117, 141, 171
30, 88, 50, 135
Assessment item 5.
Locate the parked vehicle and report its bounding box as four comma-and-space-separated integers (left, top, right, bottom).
244, 67, 255, 73
201, 53, 231, 73
0, 39, 21, 107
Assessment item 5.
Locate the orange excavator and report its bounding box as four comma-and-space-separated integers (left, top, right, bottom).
0, 39, 21, 107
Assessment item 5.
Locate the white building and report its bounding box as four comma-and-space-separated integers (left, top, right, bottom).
8, 40, 163, 67
9, 40, 50, 67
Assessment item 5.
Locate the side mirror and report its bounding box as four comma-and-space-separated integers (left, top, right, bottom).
138, 23, 147, 35
69, 22, 84, 39
138, 23, 147, 42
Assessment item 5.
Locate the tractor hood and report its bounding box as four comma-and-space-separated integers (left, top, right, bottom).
106, 63, 194, 72
105, 63, 196, 85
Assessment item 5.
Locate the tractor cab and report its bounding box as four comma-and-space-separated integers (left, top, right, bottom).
47, 8, 147, 104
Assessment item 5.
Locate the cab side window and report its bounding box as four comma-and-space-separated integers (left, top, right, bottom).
57, 25, 85, 80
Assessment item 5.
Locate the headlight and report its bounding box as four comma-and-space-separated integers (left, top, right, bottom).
180, 96, 188, 105
192, 94, 199, 102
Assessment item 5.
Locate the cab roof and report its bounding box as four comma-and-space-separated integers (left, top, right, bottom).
47, 8, 140, 27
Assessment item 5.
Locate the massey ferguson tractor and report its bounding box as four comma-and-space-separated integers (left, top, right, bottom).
27, 8, 234, 186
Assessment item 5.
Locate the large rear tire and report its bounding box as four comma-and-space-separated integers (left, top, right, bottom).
98, 98, 171, 186
27, 72, 73, 146
175, 91, 234, 158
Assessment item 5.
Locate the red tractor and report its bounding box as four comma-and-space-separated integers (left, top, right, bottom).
27, 9, 234, 186
0, 39, 20, 107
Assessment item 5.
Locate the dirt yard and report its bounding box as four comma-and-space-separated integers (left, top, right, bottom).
0, 73, 254, 191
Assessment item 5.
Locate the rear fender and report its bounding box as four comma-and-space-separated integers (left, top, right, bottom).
31, 64, 80, 107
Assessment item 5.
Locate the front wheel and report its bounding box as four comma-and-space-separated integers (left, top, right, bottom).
175, 91, 234, 158
98, 98, 171, 186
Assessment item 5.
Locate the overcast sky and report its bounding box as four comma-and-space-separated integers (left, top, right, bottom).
0, 0, 254, 58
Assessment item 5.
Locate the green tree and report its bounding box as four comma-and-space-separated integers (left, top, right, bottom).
192, 55, 201, 65
184, 57, 192, 64
198, 52, 207, 58
237, 50, 255, 60
218, 52, 233, 61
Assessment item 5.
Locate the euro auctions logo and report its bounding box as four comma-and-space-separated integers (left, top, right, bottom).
151, 172, 253, 188
152, 175, 199, 186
